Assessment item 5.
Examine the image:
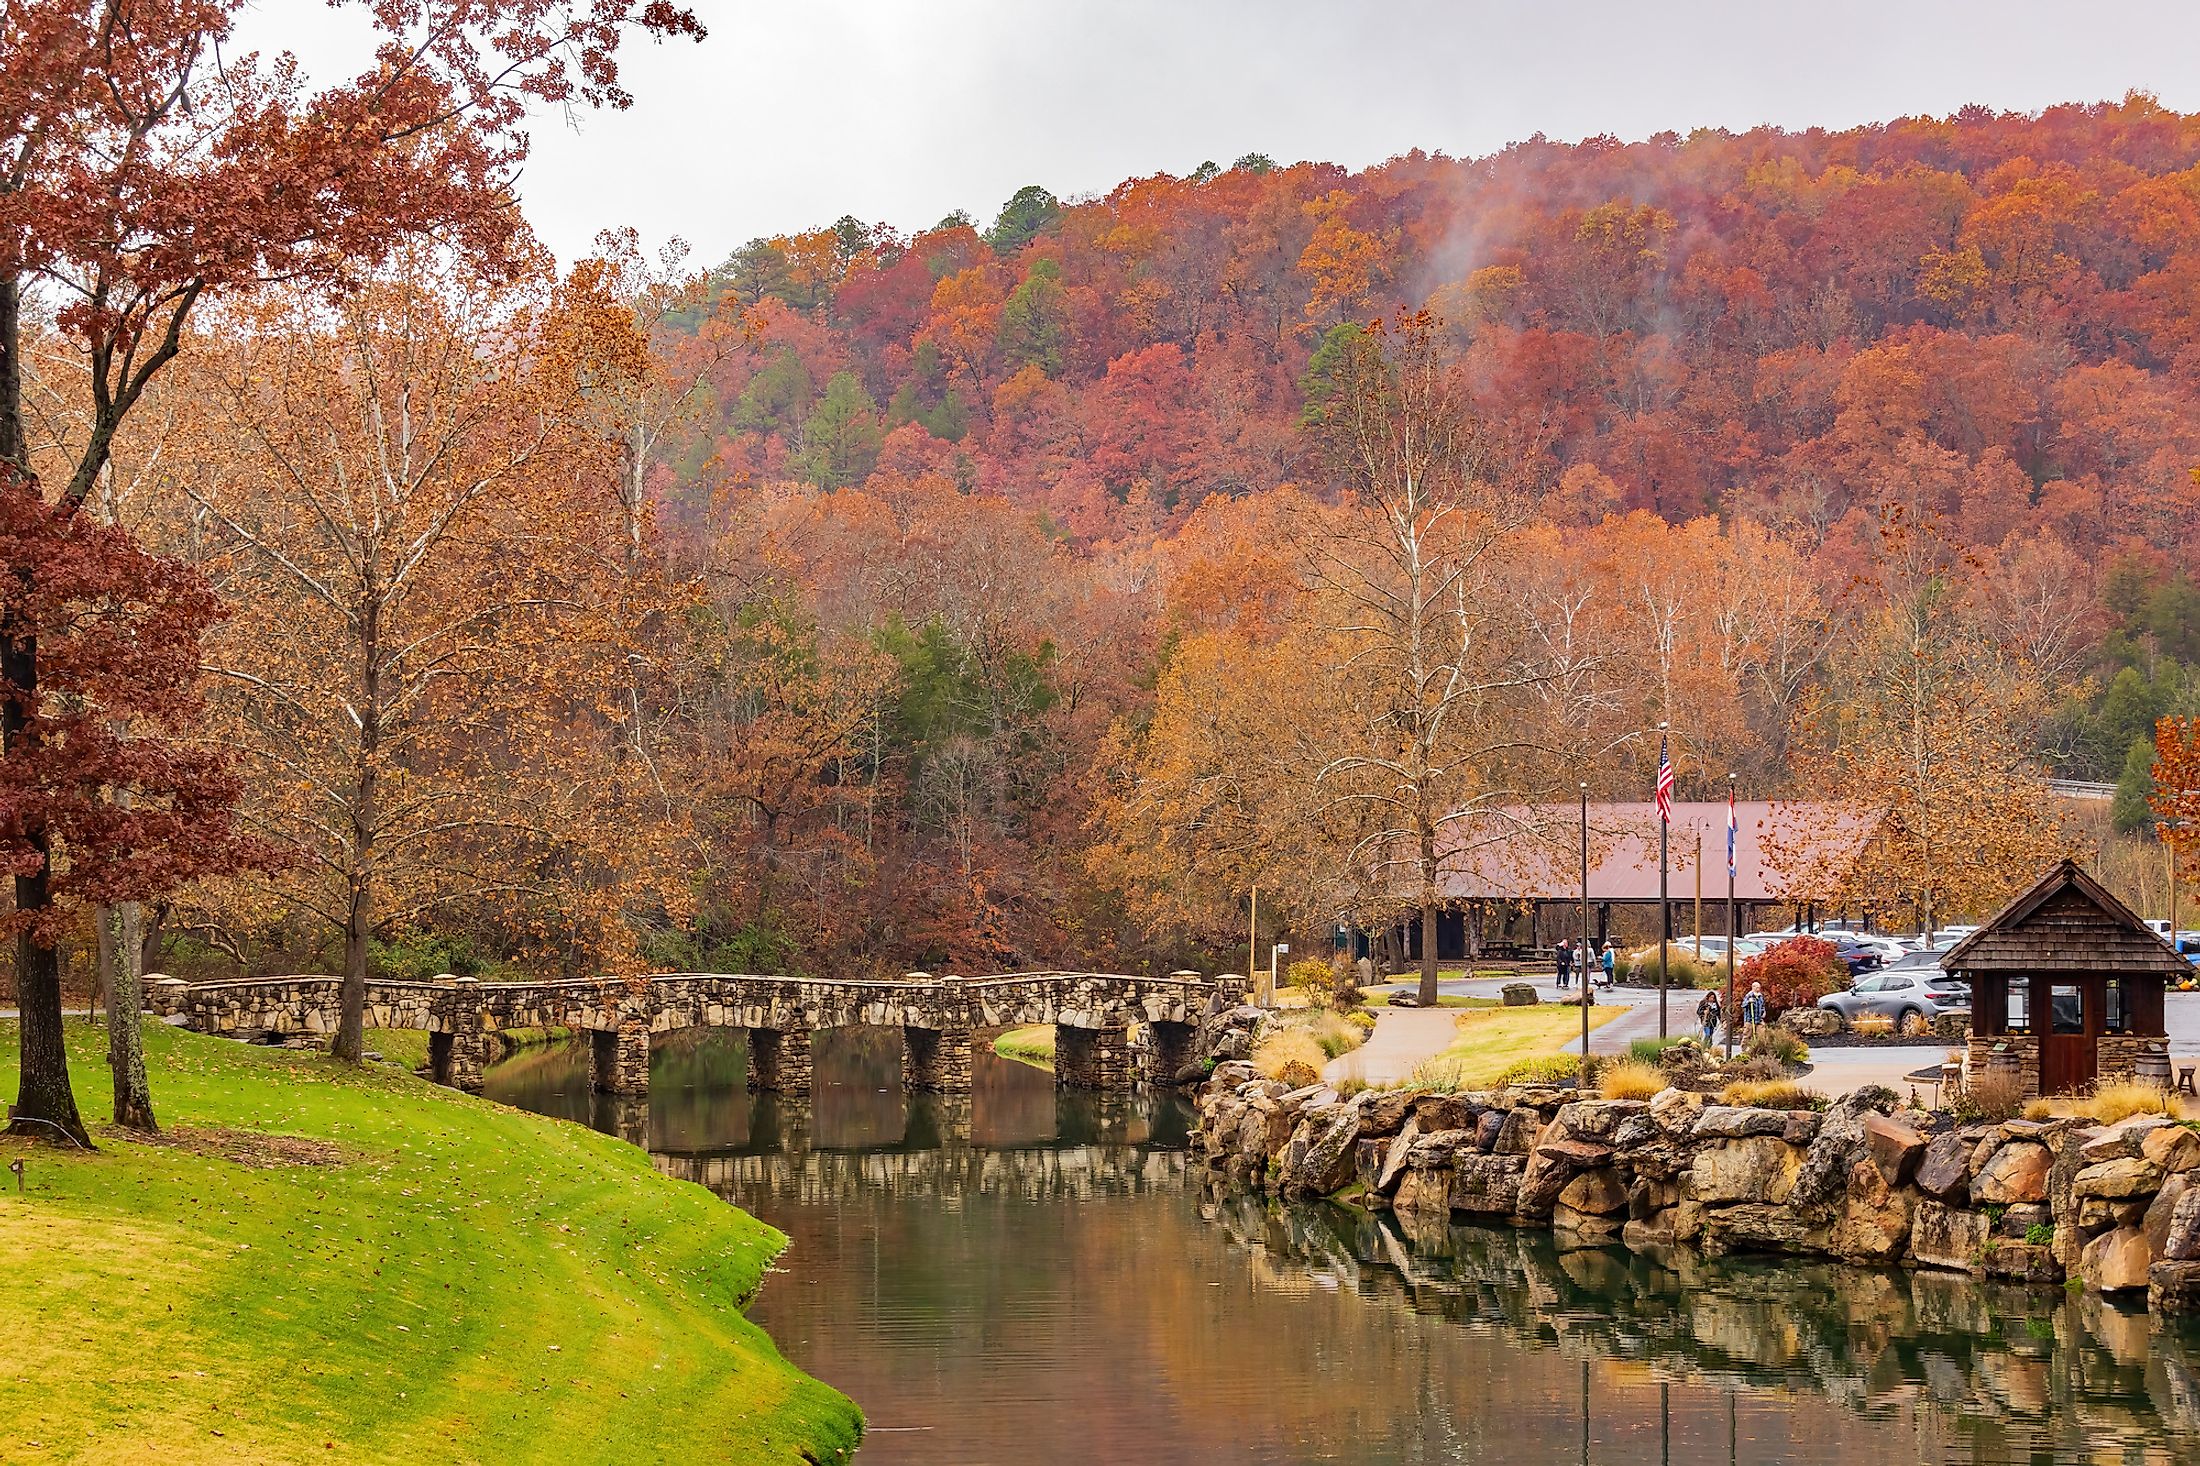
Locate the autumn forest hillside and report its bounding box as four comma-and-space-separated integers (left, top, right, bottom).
40, 95, 2200, 991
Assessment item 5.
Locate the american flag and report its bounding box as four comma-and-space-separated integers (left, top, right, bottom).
1655, 735, 1675, 825
1726, 787, 1737, 879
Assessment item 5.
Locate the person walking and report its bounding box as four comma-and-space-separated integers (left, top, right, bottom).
1696, 988, 1723, 1047
1741, 981, 1768, 1038
1555, 937, 1573, 991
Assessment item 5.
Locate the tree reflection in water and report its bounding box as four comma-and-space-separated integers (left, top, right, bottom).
486, 1028, 2200, 1465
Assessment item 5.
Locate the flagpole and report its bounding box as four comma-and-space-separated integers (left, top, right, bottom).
1725, 773, 1738, 1061
1658, 722, 1670, 1040
1579, 782, 1591, 1088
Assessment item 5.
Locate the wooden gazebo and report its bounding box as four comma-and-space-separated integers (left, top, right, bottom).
1943, 859, 2188, 1096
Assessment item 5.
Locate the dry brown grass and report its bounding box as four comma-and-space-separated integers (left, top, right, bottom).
1848, 1013, 1894, 1038
2083, 1082, 2183, 1124
1253, 1029, 1331, 1081
1720, 1079, 1823, 1110
1598, 1059, 1666, 1101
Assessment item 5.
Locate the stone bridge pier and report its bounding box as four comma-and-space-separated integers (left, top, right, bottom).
588, 1021, 652, 1096
746, 1027, 814, 1095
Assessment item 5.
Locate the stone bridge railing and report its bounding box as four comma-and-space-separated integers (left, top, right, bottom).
149, 968, 1247, 1097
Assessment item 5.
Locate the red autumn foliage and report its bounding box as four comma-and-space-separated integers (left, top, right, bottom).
1737, 937, 1848, 1016
0, 471, 273, 940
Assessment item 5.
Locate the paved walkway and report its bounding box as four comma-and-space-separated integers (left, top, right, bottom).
1324, 1006, 1462, 1086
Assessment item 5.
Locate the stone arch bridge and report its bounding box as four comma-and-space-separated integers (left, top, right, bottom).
149, 969, 1244, 1097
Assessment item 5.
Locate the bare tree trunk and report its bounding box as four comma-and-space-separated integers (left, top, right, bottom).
94, 905, 115, 1022
9, 868, 89, 1147
333, 598, 380, 1063
109, 902, 155, 1131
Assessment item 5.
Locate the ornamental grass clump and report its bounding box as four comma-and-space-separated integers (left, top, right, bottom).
2084, 1082, 2182, 1124
1252, 1029, 1330, 1081
1720, 1079, 1824, 1110
1599, 1059, 1666, 1101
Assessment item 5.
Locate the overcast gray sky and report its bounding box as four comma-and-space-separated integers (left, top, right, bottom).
240, 0, 2200, 268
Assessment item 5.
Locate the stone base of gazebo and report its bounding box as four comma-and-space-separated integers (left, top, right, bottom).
1966, 1035, 2041, 1097
1967, 1033, 2158, 1099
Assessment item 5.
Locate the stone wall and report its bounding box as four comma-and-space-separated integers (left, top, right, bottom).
1192, 1064, 2200, 1315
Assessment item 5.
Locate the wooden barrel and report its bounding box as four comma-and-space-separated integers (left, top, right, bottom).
2134, 1048, 2173, 1088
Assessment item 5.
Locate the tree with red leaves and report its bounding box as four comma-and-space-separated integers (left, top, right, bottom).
0, 0, 701, 1144
0, 465, 267, 1135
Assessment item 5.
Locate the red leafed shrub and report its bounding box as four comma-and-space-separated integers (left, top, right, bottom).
1737, 937, 1846, 1015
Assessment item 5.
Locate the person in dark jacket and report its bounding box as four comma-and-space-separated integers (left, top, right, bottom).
1555, 938, 1573, 989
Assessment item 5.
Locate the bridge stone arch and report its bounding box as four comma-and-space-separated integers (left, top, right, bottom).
150, 968, 1246, 1098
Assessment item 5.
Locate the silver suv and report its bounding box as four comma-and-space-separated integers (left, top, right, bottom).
1815, 952, 1970, 1035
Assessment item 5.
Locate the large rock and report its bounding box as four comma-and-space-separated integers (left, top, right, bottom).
1501, 982, 1538, 1006
2080, 1226, 2153, 1292
1690, 1136, 1801, 1205
1473, 1109, 1506, 1152
1282, 1104, 1364, 1196
2163, 1186, 2200, 1261
1971, 1141, 2054, 1205
1779, 1007, 1841, 1037
1552, 1203, 1624, 1241
1916, 1131, 1973, 1204
1829, 1158, 1915, 1263
1393, 1166, 1450, 1219
2144, 1124, 2200, 1176
1493, 1107, 1540, 1156
1554, 1099, 1649, 1142
1376, 1117, 1421, 1195
1452, 1153, 1526, 1214
1861, 1113, 1926, 1187
1982, 1243, 2062, 1283
1649, 1087, 1705, 1136
1794, 1087, 1898, 1210
1910, 1199, 1993, 1273
2143, 1173, 2191, 1260
1412, 1094, 1477, 1133
1405, 1128, 1479, 1169
1515, 1149, 1571, 1218
1534, 1135, 1615, 1168
1700, 1202, 1828, 1255
2072, 1156, 2166, 1200
1355, 1088, 1415, 1137
2151, 1260, 2200, 1313
1692, 1105, 1790, 1139
1237, 1102, 1296, 1168
1558, 1167, 1629, 1216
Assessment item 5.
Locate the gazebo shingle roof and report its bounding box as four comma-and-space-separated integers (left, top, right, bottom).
1941, 858, 2187, 977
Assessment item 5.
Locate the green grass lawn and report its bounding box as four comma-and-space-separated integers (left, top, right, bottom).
1410, 1004, 1625, 1091
0, 1020, 860, 1465
993, 1024, 1056, 1070
1357, 992, 1501, 1009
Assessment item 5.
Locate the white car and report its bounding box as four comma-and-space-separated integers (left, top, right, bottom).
1849, 935, 1912, 965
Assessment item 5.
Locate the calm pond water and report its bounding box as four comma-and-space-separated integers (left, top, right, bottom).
486, 1030, 2200, 1465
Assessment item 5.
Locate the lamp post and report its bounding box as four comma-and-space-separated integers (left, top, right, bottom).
1726, 773, 1738, 1061
1579, 781, 1591, 1088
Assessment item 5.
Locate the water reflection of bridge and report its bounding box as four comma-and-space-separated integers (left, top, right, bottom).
1206, 1186, 2200, 1458
657, 1143, 1194, 1206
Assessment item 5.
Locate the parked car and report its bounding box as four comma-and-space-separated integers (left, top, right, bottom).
1821, 935, 1886, 977
1679, 935, 1765, 964
1848, 935, 1911, 965
1816, 953, 1969, 1034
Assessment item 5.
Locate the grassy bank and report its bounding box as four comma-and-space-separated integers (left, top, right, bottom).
993, 1024, 1056, 1070
365, 1025, 575, 1074
1411, 1004, 1624, 1091
0, 1021, 860, 1464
